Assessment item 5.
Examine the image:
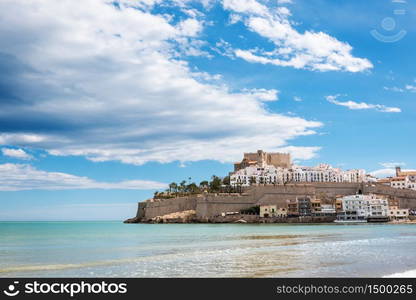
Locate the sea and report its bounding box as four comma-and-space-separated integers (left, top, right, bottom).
1, 221, 416, 277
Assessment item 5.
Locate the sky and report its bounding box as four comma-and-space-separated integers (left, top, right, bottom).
0, 0, 415, 220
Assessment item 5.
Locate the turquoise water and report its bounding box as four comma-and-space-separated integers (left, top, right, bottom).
1, 222, 416, 277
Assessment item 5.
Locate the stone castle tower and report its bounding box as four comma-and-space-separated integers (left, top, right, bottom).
234, 150, 291, 171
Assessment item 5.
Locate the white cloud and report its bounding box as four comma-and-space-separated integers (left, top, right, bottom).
177, 18, 203, 37
228, 13, 242, 24
276, 146, 321, 160
370, 162, 406, 177
0, 0, 322, 165
0, 163, 166, 191
277, 0, 293, 4
405, 84, 416, 92
241, 88, 279, 101
380, 162, 405, 168
384, 86, 405, 92
326, 95, 401, 113
369, 168, 396, 178
384, 80, 416, 93
222, 0, 372, 72
293, 96, 302, 102
370, 166, 415, 178
2, 148, 33, 160
223, 0, 269, 16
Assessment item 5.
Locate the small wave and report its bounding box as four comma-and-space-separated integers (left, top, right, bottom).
0, 253, 182, 274
384, 269, 416, 278
0, 260, 129, 274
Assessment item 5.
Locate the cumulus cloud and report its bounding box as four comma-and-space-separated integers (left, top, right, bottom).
0, 163, 166, 191
326, 95, 401, 113
380, 162, 405, 168
222, 0, 372, 72
0, 0, 322, 165
241, 88, 279, 101
405, 85, 416, 92
384, 80, 416, 93
384, 86, 405, 92
369, 168, 397, 178
2, 148, 33, 160
370, 166, 415, 178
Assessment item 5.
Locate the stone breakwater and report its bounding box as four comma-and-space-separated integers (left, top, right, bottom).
124, 183, 416, 224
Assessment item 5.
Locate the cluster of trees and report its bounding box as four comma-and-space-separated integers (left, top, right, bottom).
153, 175, 235, 199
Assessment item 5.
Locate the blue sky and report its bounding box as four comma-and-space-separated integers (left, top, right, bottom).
0, 0, 415, 220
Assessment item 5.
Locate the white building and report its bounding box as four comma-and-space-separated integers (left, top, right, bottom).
377, 167, 416, 191
337, 194, 389, 221
388, 206, 409, 220
230, 163, 366, 187
259, 205, 287, 218
390, 177, 416, 190
320, 204, 336, 214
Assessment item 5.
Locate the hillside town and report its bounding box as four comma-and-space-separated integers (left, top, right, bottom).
230, 150, 370, 186
230, 150, 415, 223
130, 150, 416, 224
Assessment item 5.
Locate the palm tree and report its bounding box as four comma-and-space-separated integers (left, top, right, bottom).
180, 180, 187, 194
169, 182, 177, 194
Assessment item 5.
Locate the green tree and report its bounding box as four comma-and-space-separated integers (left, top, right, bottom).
187, 182, 199, 194
169, 182, 178, 194
222, 176, 230, 186
199, 180, 209, 189
209, 175, 222, 192
179, 180, 187, 194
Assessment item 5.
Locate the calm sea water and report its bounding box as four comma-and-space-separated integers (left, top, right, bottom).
1, 221, 416, 277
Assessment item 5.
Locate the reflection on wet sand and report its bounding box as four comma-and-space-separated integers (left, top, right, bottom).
237, 234, 336, 241
238, 234, 305, 240
228, 249, 303, 277
227, 233, 347, 277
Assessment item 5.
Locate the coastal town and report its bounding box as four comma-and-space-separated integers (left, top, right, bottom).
229, 150, 415, 223
126, 150, 416, 224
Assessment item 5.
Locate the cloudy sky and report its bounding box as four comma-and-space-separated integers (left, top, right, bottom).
0, 0, 415, 220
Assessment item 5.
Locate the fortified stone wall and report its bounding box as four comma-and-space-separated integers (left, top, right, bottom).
253, 184, 315, 207
196, 193, 257, 219
252, 183, 362, 207
141, 196, 198, 220
134, 183, 416, 222
314, 182, 364, 198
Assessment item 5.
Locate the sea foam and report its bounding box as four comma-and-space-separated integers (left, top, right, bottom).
384, 269, 416, 278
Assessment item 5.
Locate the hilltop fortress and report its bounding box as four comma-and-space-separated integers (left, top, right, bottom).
125, 151, 416, 223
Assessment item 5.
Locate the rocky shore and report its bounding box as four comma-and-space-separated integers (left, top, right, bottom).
124, 212, 337, 224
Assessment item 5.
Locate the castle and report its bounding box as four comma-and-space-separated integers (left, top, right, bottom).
233, 150, 291, 171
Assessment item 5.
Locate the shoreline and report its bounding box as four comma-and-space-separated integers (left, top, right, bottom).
125, 213, 416, 225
